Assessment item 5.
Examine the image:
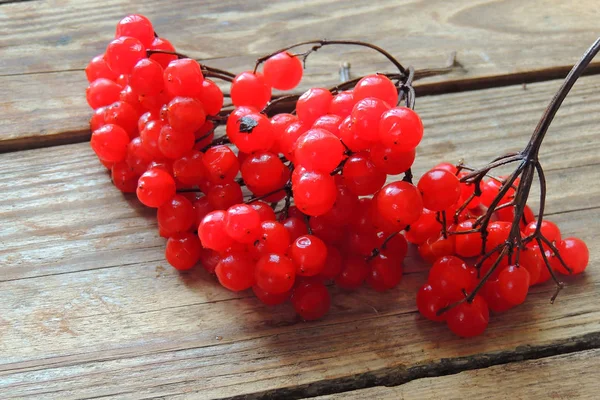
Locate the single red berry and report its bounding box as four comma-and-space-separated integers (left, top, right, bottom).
428, 255, 475, 301
198, 210, 235, 252
455, 219, 483, 258
417, 284, 449, 322
329, 90, 356, 118
140, 119, 165, 158
294, 128, 345, 173
481, 279, 514, 313
417, 169, 462, 211
111, 162, 138, 193
369, 144, 415, 175
312, 114, 343, 137
136, 168, 176, 208
555, 237, 589, 274
354, 74, 398, 108
163, 58, 204, 99
130, 58, 165, 96
206, 183, 244, 210
523, 220, 561, 244
115, 14, 154, 47
296, 88, 333, 125
215, 252, 256, 291
105, 36, 146, 75
86, 78, 122, 109
230, 71, 271, 110
351, 97, 390, 141
291, 281, 331, 321
91, 124, 130, 162
281, 217, 308, 242
418, 234, 456, 263
257, 220, 290, 255
339, 115, 371, 152
167, 96, 207, 133
290, 235, 328, 276
225, 204, 262, 244
173, 150, 206, 186
250, 201, 277, 222
278, 120, 309, 161
103, 101, 139, 139
404, 208, 441, 245
335, 255, 369, 290
228, 112, 275, 153
202, 145, 240, 183
517, 247, 543, 285
241, 151, 286, 194
158, 195, 195, 234
292, 170, 337, 216
158, 124, 195, 159
263, 52, 303, 90
342, 152, 387, 196
379, 107, 423, 150
376, 181, 423, 227
446, 295, 490, 338
149, 37, 177, 69
497, 265, 530, 305
198, 79, 224, 115
85, 54, 118, 82
367, 253, 403, 292
165, 233, 202, 271
255, 253, 296, 294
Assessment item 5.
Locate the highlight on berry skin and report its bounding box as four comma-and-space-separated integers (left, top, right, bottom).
85, 14, 591, 333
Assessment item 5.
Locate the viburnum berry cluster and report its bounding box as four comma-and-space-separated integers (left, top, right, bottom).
85, 14, 592, 334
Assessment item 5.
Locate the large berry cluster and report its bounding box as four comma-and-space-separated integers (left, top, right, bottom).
85, 15, 589, 334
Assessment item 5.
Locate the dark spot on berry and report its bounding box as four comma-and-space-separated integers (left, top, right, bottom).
239, 116, 259, 134
383, 156, 388, 161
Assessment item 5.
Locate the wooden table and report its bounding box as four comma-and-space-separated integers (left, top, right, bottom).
1, 1, 599, 399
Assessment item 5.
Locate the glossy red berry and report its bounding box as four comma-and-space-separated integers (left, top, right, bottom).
455, 219, 483, 258
206, 183, 243, 210
376, 181, 423, 227
225, 204, 262, 244
136, 168, 176, 208
294, 128, 345, 173
198, 210, 235, 252
86, 78, 122, 109
263, 52, 303, 90
228, 112, 275, 153
149, 37, 177, 69
292, 170, 337, 216
291, 281, 331, 321
335, 255, 369, 290
428, 256, 475, 301
158, 124, 195, 159
417, 169, 461, 211
199, 79, 224, 115
296, 88, 333, 125
497, 265, 530, 305
342, 152, 387, 196
167, 97, 207, 133
230, 71, 271, 110
354, 74, 398, 107
91, 124, 130, 162
115, 14, 154, 47
555, 237, 589, 274
85, 54, 118, 82
379, 107, 423, 150
165, 233, 202, 271
215, 252, 255, 291
130, 58, 164, 96
157, 194, 195, 234
255, 253, 296, 294
417, 284, 449, 322
105, 36, 146, 75
202, 145, 240, 184
446, 295, 489, 338
367, 253, 403, 292
351, 97, 390, 141
163, 58, 204, 99
329, 90, 356, 118
290, 235, 328, 276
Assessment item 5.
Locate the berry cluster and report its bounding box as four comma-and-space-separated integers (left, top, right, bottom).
415, 165, 589, 337
86, 15, 590, 334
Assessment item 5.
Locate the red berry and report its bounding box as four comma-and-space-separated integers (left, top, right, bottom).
404, 208, 441, 245
173, 150, 206, 186
167, 97, 207, 133
230, 71, 271, 110
165, 233, 202, 271
215, 252, 255, 291
263, 52, 303, 90
158, 195, 195, 234
455, 219, 483, 258
149, 37, 177, 69
428, 255, 475, 301
225, 204, 262, 244
481, 279, 514, 313
293, 170, 337, 217
354, 74, 398, 107
497, 265, 530, 305
198, 210, 235, 252
103, 101, 139, 138
111, 162, 138, 193
164, 58, 204, 99
255, 253, 296, 294
376, 181, 423, 227
241, 151, 286, 194
329, 90, 355, 118
295, 128, 344, 173
417, 284, 449, 322
115, 14, 154, 47
85, 54, 118, 82
446, 295, 489, 337
86, 78, 122, 109
158, 125, 195, 159
290, 235, 328, 276
369, 144, 415, 175
136, 168, 176, 208
342, 152, 386, 196
351, 97, 390, 141
206, 183, 243, 210
417, 169, 461, 211
367, 253, 403, 292
518, 247, 543, 285
228, 112, 275, 153
202, 145, 240, 183
335, 255, 369, 289
523, 220, 561, 244
297, 88, 333, 125
250, 201, 277, 222
105, 36, 146, 75
130, 58, 164, 96
312, 114, 343, 137
555, 237, 589, 274
91, 124, 130, 162
379, 107, 423, 150
198, 79, 224, 115
291, 281, 331, 321
418, 234, 455, 263
282, 217, 308, 242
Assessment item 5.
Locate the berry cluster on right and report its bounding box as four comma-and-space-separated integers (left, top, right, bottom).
414, 164, 589, 337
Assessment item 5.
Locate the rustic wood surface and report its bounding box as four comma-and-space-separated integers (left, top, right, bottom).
1, 0, 600, 151
1, 71, 599, 399
2, 1, 600, 398
312, 348, 600, 399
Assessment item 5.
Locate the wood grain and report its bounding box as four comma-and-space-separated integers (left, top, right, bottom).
312, 348, 600, 400
1, 0, 600, 150
1, 75, 599, 398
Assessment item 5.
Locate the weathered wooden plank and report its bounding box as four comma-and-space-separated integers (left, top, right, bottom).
312, 348, 600, 400
0, 81, 599, 398
1, 0, 600, 150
